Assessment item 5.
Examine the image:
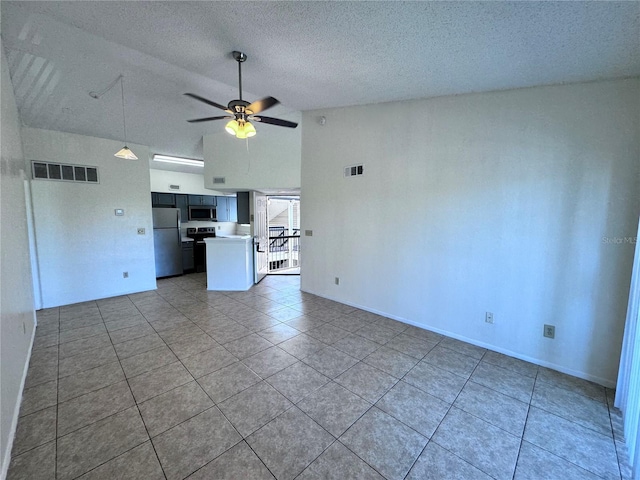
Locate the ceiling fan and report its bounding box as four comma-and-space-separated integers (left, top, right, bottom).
185, 51, 298, 139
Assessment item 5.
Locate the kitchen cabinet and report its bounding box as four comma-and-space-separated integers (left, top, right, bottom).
152, 192, 175, 206
188, 195, 216, 206
182, 241, 194, 272
216, 196, 238, 222
175, 194, 189, 223
237, 192, 250, 225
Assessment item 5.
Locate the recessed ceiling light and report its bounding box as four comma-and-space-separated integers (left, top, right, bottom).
152, 154, 204, 167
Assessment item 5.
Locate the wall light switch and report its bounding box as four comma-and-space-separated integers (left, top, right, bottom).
115, 209, 124, 216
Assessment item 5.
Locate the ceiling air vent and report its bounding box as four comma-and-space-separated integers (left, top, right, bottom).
344, 164, 364, 178
213, 177, 226, 184
168, 184, 180, 191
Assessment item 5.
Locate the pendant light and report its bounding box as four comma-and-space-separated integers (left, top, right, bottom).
114, 75, 137, 159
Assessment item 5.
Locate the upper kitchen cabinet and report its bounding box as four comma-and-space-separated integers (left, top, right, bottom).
188, 195, 216, 206
237, 192, 250, 225
175, 194, 189, 223
152, 192, 175, 206
216, 196, 238, 222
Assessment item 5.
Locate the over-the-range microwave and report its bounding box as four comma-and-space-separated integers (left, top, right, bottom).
189, 205, 217, 221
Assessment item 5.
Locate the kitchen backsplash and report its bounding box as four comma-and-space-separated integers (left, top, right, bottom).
181, 220, 238, 237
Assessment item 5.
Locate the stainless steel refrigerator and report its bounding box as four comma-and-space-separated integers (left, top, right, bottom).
152, 208, 182, 278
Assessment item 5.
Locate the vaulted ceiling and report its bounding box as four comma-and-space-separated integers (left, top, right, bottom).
2, 1, 638, 170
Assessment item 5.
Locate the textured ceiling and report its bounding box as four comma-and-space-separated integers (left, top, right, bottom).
1, 1, 639, 168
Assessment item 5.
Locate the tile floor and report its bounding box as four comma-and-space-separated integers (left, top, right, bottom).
8, 274, 632, 480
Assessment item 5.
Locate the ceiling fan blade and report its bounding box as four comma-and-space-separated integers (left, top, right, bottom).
247, 96, 279, 114
187, 116, 233, 123
252, 115, 298, 128
184, 93, 230, 112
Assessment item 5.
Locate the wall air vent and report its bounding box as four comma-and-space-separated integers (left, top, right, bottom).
32, 161, 99, 183
169, 184, 180, 191
213, 177, 226, 184
344, 164, 364, 177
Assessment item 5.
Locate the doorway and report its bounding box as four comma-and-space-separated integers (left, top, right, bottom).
267, 196, 300, 275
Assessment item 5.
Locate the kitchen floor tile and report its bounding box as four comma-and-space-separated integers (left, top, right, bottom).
242, 346, 298, 378
257, 323, 301, 344
423, 344, 480, 378
403, 361, 466, 404
438, 337, 487, 359
406, 441, 492, 480
247, 407, 334, 480
58, 333, 112, 359
278, 333, 326, 359
113, 333, 166, 359
384, 333, 437, 359
265, 361, 330, 403
297, 441, 384, 480
181, 345, 237, 378
77, 441, 165, 480
306, 323, 350, 345
481, 350, 539, 378
363, 346, 418, 378
58, 345, 118, 378
19, 380, 57, 417
128, 361, 193, 403
470, 361, 535, 403
7, 441, 56, 480
223, 333, 274, 359
218, 381, 292, 437
197, 361, 261, 404
168, 333, 219, 360
340, 407, 427, 480
119, 345, 179, 378
514, 440, 601, 480
57, 361, 124, 402
298, 382, 371, 437
11, 406, 57, 456
354, 324, 398, 345
335, 362, 397, 403
152, 407, 241, 480
303, 346, 358, 378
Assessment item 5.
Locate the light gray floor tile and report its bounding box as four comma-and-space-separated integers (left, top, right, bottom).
59, 323, 107, 344
242, 346, 298, 378
57, 380, 134, 436
77, 441, 165, 480
537, 367, 606, 402
439, 337, 486, 359
406, 441, 493, 480
224, 333, 274, 359
266, 361, 330, 403
113, 333, 166, 359
181, 346, 237, 378
218, 381, 292, 437
257, 323, 301, 344
56, 407, 148, 480
58, 345, 118, 378
306, 323, 350, 345
514, 441, 601, 480
139, 381, 214, 437
340, 407, 427, 480
384, 333, 437, 359
297, 441, 384, 480
482, 350, 538, 378
282, 315, 326, 332
329, 315, 371, 333
523, 407, 620, 479
432, 407, 521, 480
108, 323, 155, 344
7, 441, 56, 480
207, 322, 253, 344
19, 380, 57, 417
58, 334, 112, 359
198, 361, 262, 403
157, 323, 204, 344
374, 317, 409, 333
532, 379, 611, 436
376, 381, 449, 438
168, 333, 219, 361
185, 441, 274, 480
454, 381, 529, 436
355, 324, 398, 345
278, 333, 326, 359
423, 345, 480, 378
332, 333, 381, 359
119, 345, 178, 378
403, 325, 444, 343
403, 361, 466, 403
103, 314, 148, 332
363, 346, 418, 378
335, 362, 397, 403
470, 361, 535, 403
298, 382, 372, 437
128, 361, 194, 403
12, 406, 56, 456
303, 346, 359, 378
247, 407, 334, 480
58, 361, 124, 402
152, 407, 241, 480
268, 306, 303, 322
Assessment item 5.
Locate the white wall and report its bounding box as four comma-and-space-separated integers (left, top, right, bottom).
203, 112, 302, 191
23, 128, 157, 308
0, 40, 36, 478
301, 78, 640, 387
149, 169, 225, 196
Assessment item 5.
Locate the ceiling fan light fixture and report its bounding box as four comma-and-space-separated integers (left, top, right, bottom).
114, 146, 138, 160
225, 119, 239, 136
244, 121, 256, 138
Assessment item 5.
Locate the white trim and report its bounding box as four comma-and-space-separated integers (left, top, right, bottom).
0, 324, 36, 480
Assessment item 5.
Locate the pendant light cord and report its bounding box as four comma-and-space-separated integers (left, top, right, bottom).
119, 75, 128, 146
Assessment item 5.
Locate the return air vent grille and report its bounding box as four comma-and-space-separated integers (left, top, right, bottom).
344, 164, 364, 177
32, 161, 99, 183
169, 184, 180, 191
213, 177, 226, 184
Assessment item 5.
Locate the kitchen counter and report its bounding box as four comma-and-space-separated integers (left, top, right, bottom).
204, 236, 253, 291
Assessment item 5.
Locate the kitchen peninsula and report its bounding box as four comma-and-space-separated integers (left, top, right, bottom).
204, 235, 253, 290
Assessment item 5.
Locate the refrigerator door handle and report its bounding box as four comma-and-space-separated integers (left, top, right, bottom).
177, 210, 181, 245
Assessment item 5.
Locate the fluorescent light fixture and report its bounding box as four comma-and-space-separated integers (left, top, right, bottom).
153, 155, 204, 167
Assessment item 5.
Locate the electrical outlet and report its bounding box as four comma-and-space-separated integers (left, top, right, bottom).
335, 277, 340, 285
123, 272, 129, 278
218, 225, 221, 230
485, 312, 494, 324
137, 228, 145, 235
543, 324, 555, 339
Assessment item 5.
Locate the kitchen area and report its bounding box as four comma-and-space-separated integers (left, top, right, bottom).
152, 190, 254, 290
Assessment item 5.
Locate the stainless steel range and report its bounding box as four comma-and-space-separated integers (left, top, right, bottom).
186, 227, 216, 272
